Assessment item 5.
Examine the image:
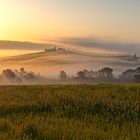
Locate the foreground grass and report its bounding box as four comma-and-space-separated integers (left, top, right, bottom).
0, 84, 139, 140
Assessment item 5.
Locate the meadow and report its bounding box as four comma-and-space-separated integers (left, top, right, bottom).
0, 84, 139, 140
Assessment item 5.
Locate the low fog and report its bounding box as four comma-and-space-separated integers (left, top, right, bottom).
55, 37, 140, 55
0, 68, 47, 85
0, 40, 139, 85
0, 66, 140, 85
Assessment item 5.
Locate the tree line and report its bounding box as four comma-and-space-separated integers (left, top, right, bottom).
0, 67, 140, 84
59, 67, 140, 83
0, 68, 44, 84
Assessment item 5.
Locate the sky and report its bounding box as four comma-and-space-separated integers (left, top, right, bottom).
0, 0, 140, 43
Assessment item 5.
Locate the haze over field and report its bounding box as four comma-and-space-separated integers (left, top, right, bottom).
0, 1, 140, 140
0, 44, 139, 78
0, 0, 140, 79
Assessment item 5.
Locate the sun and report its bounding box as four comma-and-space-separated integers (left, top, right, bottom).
0, 3, 14, 40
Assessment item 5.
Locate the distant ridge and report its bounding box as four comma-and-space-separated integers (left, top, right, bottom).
0, 40, 57, 50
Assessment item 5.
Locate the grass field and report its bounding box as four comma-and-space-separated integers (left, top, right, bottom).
0, 84, 139, 140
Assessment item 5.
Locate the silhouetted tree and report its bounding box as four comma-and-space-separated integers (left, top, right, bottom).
98, 69, 105, 79
119, 69, 136, 82
134, 74, 140, 83
102, 67, 113, 80
83, 69, 90, 78
59, 71, 67, 80
136, 67, 140, 73
20, 67, 26, 73
2, 69, 16, 80
24, 71, 36, 80
89, 70, 95, 78
77, 71, 86, 79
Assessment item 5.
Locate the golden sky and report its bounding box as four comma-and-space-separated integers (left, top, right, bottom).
0, 0, 140, 43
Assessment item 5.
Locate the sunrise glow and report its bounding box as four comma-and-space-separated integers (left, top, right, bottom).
0, 0, 139, 43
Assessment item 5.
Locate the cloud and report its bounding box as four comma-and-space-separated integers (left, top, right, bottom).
0, 40, 52, 50
1, 38, 140, 56
56, 37, 140, 55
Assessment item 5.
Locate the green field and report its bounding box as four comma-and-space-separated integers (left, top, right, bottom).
0, 84, 139, 140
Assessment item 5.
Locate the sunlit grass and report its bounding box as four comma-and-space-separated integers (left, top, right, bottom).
0, 84, 139, 139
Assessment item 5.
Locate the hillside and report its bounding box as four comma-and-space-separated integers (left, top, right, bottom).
0, 40, 55, 50
0, 49, 139, 77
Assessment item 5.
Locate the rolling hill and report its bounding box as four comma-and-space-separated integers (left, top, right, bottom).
0, 48, 139, 77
